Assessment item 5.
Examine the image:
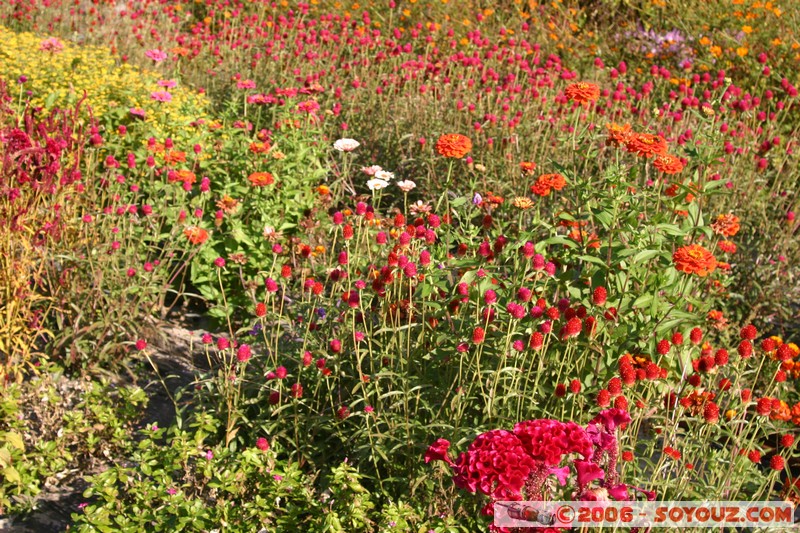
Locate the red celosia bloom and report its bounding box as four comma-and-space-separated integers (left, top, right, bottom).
425, 438, 454, 465
652, 153, 685, 174
435, 133, 472, 158
748, 450, 762, 464
570, 379, 581, 394
248, 171, 274, 186
740, 324, 757, 340
673, 244, 717, 276
597, 389, 611, 407
184, 226, 209, 245
624, 132, 668, 158
255, 302, 267, 317
451, 429, 535, 499
711, 213, 741, 237
781, 434, 795, 448
770, 455, 785, 471
256, 437, 270, 451
565, 82, 601, 104
657, 340, 671, 355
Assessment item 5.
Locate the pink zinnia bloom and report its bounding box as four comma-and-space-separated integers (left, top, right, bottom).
151, 91, 172, 102
237, 79, 256, 90
158, 79, 177, 89
145, 48, 168, 62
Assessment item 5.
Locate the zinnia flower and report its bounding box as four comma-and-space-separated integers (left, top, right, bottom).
151, 91, 173, 103
248, 172, 274, 187
653, 153, 685, 174
435, 133, 473, 158
624, 133, 668, 158
396, 180, 416, 192
565, 82, 601, 104
605, 123, 632, 146
184, 226, 209, 245
145, 48, 168, 62
711, 213, 740, 237
673, 244, 717, 276
367, 178, 389, 191
333, 138, 360, 152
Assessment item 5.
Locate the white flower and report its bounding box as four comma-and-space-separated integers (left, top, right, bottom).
361, 165, 383, 176
367, 178, 389, 191
396, 180, 416, 192
333, 138, 360, 152
374, 169, 394, 181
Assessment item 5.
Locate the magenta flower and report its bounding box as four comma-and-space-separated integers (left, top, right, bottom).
425, 438, 453, 465
145, 48, 168, 62
151, 91, 172, 103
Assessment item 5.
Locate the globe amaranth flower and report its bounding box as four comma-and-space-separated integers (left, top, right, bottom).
436, 133, 473, 158
673, 244, 717, 276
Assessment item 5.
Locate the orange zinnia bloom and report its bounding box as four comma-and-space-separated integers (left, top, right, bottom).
653, 153, 685, 174
519, 161, 537, 175
168, 169, 196, 184
605, 123, 632, 146
530, 173, 567, 196
184, 226, 209, 245
711, 213, 740, 237
435, 133, 472, 158
624, 132, 668, 158
565, 82, 601, 104
248, 172, 274, 186
164, 151, 187, 165
673, 244, 717, 276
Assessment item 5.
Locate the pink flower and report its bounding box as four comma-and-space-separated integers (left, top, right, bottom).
145, 48, 168, 62
425, 438, 453, 465
158, 79, 177, 88
39, 37, 64, 53
237, 79, 256, 90
575, 460, 605, 490
151, 91, 172, 102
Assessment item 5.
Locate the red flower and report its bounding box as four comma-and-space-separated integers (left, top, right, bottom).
184, 226, 209, 245
592, 286, 607, 305
770, 455, 785, 471
256, 437, 270, 451
472, 326, 486, 344
425, 438, 454, 465
248, 171, 274, 186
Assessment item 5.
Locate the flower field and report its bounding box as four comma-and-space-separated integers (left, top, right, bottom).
0, 0, 799, 531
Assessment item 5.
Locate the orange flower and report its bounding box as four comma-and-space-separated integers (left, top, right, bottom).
565, 82, 601, 104
435, 133, 473, 158
216, 195, 240, 214
718, 240, 737, 254
184, 226, 209, 245
653, 153, 685, 174
711, 213, 740, 237
168, 169, 196, 184
530, 173, 566, 196
519, 161, 537, 175
249, 141, 271, 154
511, 197, 534, 209
605, 123, 632, 146
164, 151, 187, 165
248, 171, 274, 187
568, 229, 601, 249
673, 244, 717, 276
624, 132, 668, 158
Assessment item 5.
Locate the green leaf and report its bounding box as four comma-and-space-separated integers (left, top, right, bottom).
633, 249, 661, 263
4, 432, 24, 451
